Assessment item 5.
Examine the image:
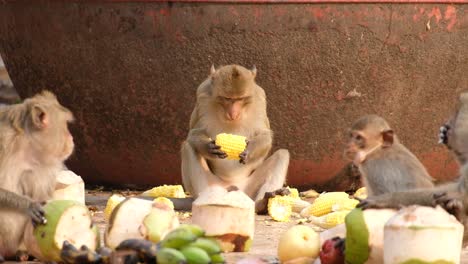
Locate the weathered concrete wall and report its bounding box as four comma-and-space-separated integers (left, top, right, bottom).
0, 1, 466, 189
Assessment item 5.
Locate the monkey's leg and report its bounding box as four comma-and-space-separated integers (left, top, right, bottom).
241, 149, 289, 203
181, 142, 229, 198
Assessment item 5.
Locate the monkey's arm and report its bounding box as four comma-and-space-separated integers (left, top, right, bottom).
242, 130, 272, 164
187, 128, 226, 160
359, 183, 459, 209
0, 188, 46, 224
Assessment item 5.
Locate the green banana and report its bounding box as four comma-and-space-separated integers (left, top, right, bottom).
161, 228, 197, 249
178, 224, 205, 237
188, 237, 221, 255
156, 248, 187, 264
180, 246, 211, 264
210, 253, 226, 264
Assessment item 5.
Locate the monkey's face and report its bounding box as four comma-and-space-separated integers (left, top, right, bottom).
344, 129, 366, 161
215, 95, 252, 122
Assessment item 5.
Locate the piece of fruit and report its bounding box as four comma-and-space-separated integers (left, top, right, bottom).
178, 224, 205, 238
384, 206, 464, 264
180, 246, 211, 264
192, 187, 255, 252
160, 228, 198, 249
31, 200, 98, 261
53, 170, 85, 204
156, 247, 187, 264
104, 198, 153, 249
154, 197, 175, 210
301, 192, 350, 217
142, 185, 186, 198
277, 225, 320, 262
210, 253, 226, 264
309, 211, 350, 229
215, 133, 247, 160
188, 237, 221, 255
139, 202, 180, 243
104, 194, 126, 220
345, 208, 396, 264
331, 198, 359, 212
353, 187, 367, 200
320, 237, 345, 264
268, 196, 292, 222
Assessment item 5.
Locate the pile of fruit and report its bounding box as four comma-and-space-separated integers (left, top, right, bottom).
157, 224, 225, 264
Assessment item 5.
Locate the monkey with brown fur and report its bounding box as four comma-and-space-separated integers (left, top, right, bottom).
344, 114, 434, 197
0, 91, 74, 260
181, 65, 290, 212
358, 93, 468, 243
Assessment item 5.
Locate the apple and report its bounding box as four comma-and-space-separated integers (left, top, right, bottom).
277, 225, 320, 262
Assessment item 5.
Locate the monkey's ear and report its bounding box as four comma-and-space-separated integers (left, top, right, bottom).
232, 66, 240, 78
31, 105, 48, 129
210, 64, 216, 75
382, 129, 394, 147
251, 65, 257, 78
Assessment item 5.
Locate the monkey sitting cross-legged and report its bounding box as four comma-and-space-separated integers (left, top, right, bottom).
344, 114, 435, 197
181, 65, 290, 213
0, 91, 75, 260
358, 93, 468, 244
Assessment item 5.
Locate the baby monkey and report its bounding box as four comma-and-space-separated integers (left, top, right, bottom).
345, 115, 434, 197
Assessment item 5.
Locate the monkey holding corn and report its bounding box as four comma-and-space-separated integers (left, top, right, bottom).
181, 65, 290, 212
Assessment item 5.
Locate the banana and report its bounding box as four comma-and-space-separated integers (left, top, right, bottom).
161, 228, 197, 249
180, 246, 211, 264
156, 248, 187, 264
188, 237, 221, 255
210, 253, 226, 264
178, 224, 205, 238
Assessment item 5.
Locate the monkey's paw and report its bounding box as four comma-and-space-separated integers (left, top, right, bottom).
27, 201, 47, 226
116, 239, 158, 263
438, 123, 451, 145
432, 192, 464, 221
208, 140, 227, 159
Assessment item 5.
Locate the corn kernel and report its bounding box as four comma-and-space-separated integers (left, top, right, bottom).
142, 185, 186, 198
215, 133, 247, 160
331, 198, 359, 212
268, 196, 292, 222
287, 187, 300, 199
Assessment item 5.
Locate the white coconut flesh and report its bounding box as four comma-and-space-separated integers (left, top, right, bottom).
384, 206, 464, 264
105, 197, 153, 249
54, 205, 96, 249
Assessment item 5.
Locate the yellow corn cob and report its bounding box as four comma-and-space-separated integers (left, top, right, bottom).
300, 192, 350, 217
287, 187, 300, 199
290, 198, 311, 213
331, 198, 359, 212
142, 185, 186, 198
309, 210, 351, 229
268, 196, 292, 222
153, 197, 175, 210
354, 187, 368, 199
215, 133, 247, 160
104, 194, 126, 220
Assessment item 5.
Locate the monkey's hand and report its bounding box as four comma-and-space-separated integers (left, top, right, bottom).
239, 140, 249, 164
207, 140, 227, 159
432, 192, 464, 222
27, 201, 47, 226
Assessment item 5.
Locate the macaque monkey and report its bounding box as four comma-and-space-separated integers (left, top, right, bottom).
344, 115, 434, 197
0, 91, 74, 259
181, 65, 290, 212
358, 93, 468, 243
